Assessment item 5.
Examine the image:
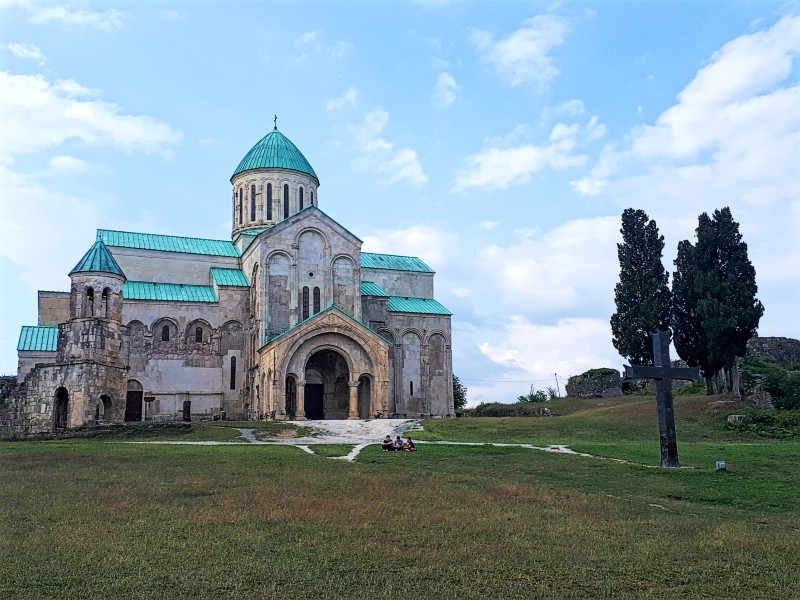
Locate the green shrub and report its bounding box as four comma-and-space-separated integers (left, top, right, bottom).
741, 357, 800, 410
724, 407, 800, 438
472, 401, 552, 417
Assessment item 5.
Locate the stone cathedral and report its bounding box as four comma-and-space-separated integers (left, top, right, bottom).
13, 127, 454, 433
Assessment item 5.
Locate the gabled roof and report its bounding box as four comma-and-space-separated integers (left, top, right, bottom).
98, 229, 240, 258
18, 326, 58, 352
361, 252, 434, 273
69, 240, 125, 277
261, 304, 392, 349
387, 297, 451, 315
211, 268, 250, 287
123, 281, 218, 303
232, 128, 319, 183
361, 281, 388, 297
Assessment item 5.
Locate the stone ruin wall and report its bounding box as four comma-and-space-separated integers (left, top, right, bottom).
565, 372, 622, 398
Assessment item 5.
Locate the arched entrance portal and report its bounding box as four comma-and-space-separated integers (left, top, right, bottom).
305, 349, 350, 420
54, 387, 69, 429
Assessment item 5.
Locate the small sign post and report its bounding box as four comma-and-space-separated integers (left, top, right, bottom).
624, 330, 700, 468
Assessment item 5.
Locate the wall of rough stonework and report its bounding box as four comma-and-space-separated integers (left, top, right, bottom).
109, 248, 239, 286
566, 372, 623, 398
361, 268, 434, 299
38, 291, 70, 326
746, 337, 800, 367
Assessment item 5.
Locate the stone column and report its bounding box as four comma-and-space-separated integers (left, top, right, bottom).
348, 382, 359, 419
295, 380, 306, 420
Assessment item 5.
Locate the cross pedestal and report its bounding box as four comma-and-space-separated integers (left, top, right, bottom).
624, 330, 700, 468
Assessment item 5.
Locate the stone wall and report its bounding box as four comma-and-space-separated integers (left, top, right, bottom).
566, 371, 623, 398
746, 336, 800, 367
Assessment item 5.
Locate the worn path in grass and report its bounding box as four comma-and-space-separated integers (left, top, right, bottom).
125, 418, 632, 464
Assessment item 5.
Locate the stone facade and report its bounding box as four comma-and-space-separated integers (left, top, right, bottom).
8, 128, 454, 436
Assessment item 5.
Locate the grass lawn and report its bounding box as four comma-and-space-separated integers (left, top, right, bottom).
1, 395, 798, 599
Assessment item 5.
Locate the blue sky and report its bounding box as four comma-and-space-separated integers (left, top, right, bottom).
1, 1, 798, 404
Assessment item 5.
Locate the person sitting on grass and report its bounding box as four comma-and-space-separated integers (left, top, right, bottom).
381, 435, 393, 451
404, 437, 417, 452
393, 435, 404, 450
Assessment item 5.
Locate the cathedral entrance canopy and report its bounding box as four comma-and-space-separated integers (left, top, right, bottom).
258, 306, 391, 420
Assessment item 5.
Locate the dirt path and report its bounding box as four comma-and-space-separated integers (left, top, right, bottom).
123, 418, 653, 465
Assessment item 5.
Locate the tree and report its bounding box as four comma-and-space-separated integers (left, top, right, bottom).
672, 207, 764, 394
453, 375, 467, 411
610, 209, 672, 366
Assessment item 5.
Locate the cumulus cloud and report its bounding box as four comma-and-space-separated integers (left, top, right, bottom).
477, 216, 619, 316
361, 223, 455, 268
352, 108, 427, 186
479, 220, 499, 230
7, 42, 46, 64
480, 315, 618, 382
0, 72, 182, 161
454, 116, 605, 190
473, 14, 569, 87
294, 30, 353, 62
577, 14, 800, 341
554, 98, 585, 116
326, 87, 358, 112
4, 0, 125, 30
433, 72, 460, 107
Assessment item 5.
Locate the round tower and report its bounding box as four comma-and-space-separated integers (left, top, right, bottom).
68, 239, 126, 322
230, 126, 319, 238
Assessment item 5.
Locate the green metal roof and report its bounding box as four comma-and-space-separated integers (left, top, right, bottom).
361, 281, 388, 296
18, 326, 58, 352
69, 240, 125, 277
387, 297, 452, 315
123, 281, 218, 303
211, 268, 250, 287
238, 227, 272, 237
360, 252, 434, 273
98, 229, 239, 257
232, 128, 319, 182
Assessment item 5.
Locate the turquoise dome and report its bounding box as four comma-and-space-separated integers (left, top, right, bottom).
231, 128, 318, 183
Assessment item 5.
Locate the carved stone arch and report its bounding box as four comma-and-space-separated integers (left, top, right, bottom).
427, 332, 447, 372
377, 329, 395, 343
425, 329, 450, 344
186, 318, 212, 346
152, 317, 179, 349
295, 226, 330, 249
400, 327, 423, 340
266, 252, 292, 338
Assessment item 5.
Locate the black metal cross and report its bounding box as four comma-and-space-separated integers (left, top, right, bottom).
624, 330, 700, 468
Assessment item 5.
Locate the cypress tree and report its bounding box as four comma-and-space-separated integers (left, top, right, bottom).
672, 207, 764, 394
610, 209, 672, 365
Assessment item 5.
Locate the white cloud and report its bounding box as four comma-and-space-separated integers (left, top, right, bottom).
480, 315, 619, 382
473, 14, 569, 87
5, 1, 125, 30
48, 155, 87, 173
361, 223, 456, 269
554, 98, 585, 116
295, 30, 353, 62
569, 176, 606, 196
451, 287, 472, 298
579, 15, 800, 343
477, 216, 619, 315
0, 72, 182, 161
352, 108, 427, 185
326, 87, 358, 112
454, 117, 606, 190
433, 72, 460, 107
7, 42, 46, 64
479, 220, 499, 230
